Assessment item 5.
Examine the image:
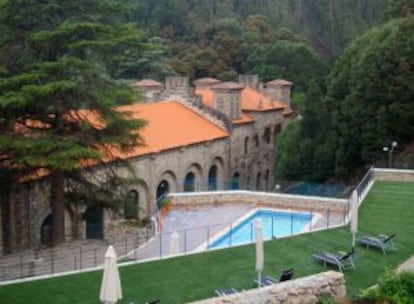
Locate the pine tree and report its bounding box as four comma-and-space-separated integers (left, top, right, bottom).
0, 0, 147, 247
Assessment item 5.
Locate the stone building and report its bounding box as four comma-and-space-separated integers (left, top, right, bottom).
0, 75, 294, 254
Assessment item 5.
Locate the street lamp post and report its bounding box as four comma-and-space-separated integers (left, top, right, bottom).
383, 141, 398, 168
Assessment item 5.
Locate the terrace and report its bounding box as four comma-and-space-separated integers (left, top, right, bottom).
0, 171, 413, 303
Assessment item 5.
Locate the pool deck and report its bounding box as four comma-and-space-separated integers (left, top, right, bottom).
126, 202, 346, 261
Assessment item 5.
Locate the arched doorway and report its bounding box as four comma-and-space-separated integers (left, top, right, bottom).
84, 206, 103, 239
124, 190, 139, 220
208, 165, 218, 191
156, 180, 170, 208
184, 172, 195, 192
40, 214, 52, 245
231, 172, 240, 190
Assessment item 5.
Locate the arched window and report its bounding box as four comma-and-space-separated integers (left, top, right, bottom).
40, 214, 52, 245
244, 137, 249, 154
184, 172, 196, 192
231, 172, 240, 190
254, 134, 259, 147
124, 190, 138, 220
208, 165, 218, 191
156, 180, 169, 208
264, 127, 271, 144
256, 172, 261, 190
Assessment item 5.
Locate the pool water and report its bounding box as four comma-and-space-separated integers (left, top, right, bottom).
209, 209, 313, 249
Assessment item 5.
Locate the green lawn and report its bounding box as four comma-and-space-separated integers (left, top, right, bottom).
0, 181, 413, 304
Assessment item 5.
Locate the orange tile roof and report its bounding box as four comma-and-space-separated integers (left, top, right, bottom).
241, 87, 285, 111
195, 87, 286, 113
113, 101, 229, 158
195, 88, 214, 107
193, 77, 221, 87
233, 114, 255, 124
130, 79, 163, 88
266, 79, 293, 87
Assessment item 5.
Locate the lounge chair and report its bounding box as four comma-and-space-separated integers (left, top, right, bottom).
145, 300, 160, 304
254, 268, 294, 287
312, 249, 355, 273
356, 233, 396, 254
214, 288, 238, 296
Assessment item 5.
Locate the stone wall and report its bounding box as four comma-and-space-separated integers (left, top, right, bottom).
373, 168, 414, 182
169, 191, 348, 212
189, 271, 346, 304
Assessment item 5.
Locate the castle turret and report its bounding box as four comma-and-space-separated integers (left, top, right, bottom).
211, 82, 244, 120
265, 79, 293, 105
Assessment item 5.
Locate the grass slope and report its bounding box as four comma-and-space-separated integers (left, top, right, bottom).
0, 181, 413, 303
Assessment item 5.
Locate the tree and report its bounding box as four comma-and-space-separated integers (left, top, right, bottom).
325, 16, 414, 178
0, 0, 147, 247
244, 40, 327, 93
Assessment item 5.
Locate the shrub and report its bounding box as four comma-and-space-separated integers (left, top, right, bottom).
360, 270, 414, 303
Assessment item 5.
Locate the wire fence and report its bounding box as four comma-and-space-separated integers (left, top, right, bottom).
0, 205, 349, 283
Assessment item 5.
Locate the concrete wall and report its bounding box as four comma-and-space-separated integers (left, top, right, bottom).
373, 168, 414, 182
169, 191, 348, 212
190, 271, 346, 304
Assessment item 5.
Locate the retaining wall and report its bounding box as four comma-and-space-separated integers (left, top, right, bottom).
373, 168, 414, 182
190, 271, 346, 304
169, 191, 348, 212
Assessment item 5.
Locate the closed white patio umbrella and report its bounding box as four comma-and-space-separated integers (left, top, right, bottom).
100, 245, 122, 304
255, 219, 264, 288
350, 190, 359, 248
169, 231, 180, 256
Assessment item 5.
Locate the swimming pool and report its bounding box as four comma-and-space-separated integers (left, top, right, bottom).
209, 209, 313, 249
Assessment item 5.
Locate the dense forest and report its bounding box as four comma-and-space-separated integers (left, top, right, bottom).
126, 0, 414, 183
126, 0, 386, 81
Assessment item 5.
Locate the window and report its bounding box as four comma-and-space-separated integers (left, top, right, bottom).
124, 190, 138, 220
184, 172, 196, 192
264, 127, 271, 144
208, 165, 218, 191
231, 172, 240, 190
254, 134, 259, 147
244, 137, 249, 154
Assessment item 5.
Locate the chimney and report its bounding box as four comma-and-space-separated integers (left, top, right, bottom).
211, 82, 244, 120
164, 76, 192, 98
265, 79, 293, 105
238, 74, 259, 89
130, 79, 164, 102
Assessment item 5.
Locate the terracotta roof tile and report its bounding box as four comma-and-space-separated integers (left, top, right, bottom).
233, 114, 255, 124
241, 87, 285, 111
113, 101, 229, 158
195, 88, 214, 107
195, 87, 286, 113
193, 77, 221, 87
266, 79, 293, 87
130, 79, 163, 88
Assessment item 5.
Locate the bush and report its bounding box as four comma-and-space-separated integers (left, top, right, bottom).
360, 270, 414, 303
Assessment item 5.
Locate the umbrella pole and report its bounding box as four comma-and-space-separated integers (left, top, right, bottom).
257, 271, 262, 288
352, 232, 356, 248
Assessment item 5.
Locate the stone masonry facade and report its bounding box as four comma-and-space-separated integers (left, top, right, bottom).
1, 75, 294, 254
